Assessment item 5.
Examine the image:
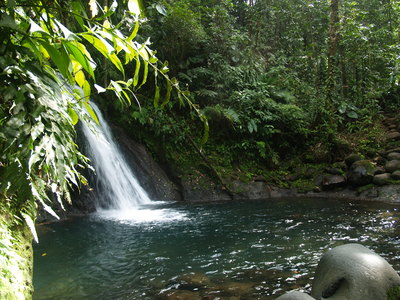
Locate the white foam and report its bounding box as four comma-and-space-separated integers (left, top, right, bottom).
96, 207, 188, 224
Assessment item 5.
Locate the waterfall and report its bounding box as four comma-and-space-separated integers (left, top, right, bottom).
81, 103, 151, 211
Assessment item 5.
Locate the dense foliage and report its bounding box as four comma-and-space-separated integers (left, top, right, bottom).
108, 0, 400, 181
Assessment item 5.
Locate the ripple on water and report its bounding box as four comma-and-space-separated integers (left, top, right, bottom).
33, 198, 400, 300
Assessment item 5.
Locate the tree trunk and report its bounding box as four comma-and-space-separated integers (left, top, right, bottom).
327, 0, 340, 101
0, 205, 34, 300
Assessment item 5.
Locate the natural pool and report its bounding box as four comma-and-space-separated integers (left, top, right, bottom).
33, 198, 400, 299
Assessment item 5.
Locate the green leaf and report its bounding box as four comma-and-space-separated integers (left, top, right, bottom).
84, 102, 99, 124
139, 60, 148, 88
127, 21, 140, 42
154, 86, 160, 108
83, 81, 91, 100
0, 13, 19, 31
38, 41, 70, 80
109, 53, 125, 76
68, 108, 79, 125
133, 58, 141, 87
71, 1, 86, 29
200, 116, 209, 145
64, 41, 95, 79
80, 33, 114, 57
161, 80, 172, 108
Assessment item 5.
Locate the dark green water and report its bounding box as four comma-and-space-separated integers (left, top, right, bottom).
33, 198, 400, 299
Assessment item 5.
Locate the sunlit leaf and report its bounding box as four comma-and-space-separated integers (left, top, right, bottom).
55, 20, 78, 40
68, 108, 79, 125
89, 0, 99, 18
84, 102, 99, 124
21, 213, 38, 243
94, 84, 106, 93
128, 0, 141, 17
64, 41, 95, 79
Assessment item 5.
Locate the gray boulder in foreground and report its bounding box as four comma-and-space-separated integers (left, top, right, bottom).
276, 291, 315, 299
311, 244, 400, 300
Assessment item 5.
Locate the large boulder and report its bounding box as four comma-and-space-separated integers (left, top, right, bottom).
311, 244, 400, 300
347, 160, 376, 187
276, 291, 315, 299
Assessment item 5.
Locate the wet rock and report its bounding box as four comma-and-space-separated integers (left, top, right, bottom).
182, 180, 232, 202
215, 282, 254, 296
387, 152, 400, 161
304, 168, 317, 179
321, 175, 347, 191
378, 185, 400, 203
374, 166, 386, 175
389, 124, 397, 130
311, 244, 400, 300
387, 132, 400, 141
385, 160, 400, 173
162, 290, 202, 300
324, 167, 343, 176
276, 291, 315, 300
231, 181, 271, 200
254, 175, 266, 182
391, 170, 400, 180
347, 160, 376, 187
373, 173, 391, 186
345, 154, 363, 168
171, 273, 211, 290
383, 147, 400, 156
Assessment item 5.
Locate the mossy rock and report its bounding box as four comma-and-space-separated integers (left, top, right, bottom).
387, 286, 400, 300
345, 154, 364, 168
347, 160, 377, 187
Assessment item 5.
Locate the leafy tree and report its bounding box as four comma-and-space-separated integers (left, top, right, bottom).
0, 0, 204, 298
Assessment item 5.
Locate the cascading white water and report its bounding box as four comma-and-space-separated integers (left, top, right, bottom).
81, 103, 151, 210
80, 103, 186, 223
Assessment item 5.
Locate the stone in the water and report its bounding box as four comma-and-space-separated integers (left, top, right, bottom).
311, 244, 400, 300
215, 282, 254, 296
373, 173, 391, 186
385, 160, 400, 173
171, 272, 211, 290
387, 132, 400, 141
276, 291, 315, 300
162, 290, 202, 300
347, 160, 376, 186
387, 152, 400, 161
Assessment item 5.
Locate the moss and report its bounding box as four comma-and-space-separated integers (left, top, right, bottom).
290, 178, 317, 193
357, 184, 375, 193
387, 286, 400, 300
387, 179, 400, 185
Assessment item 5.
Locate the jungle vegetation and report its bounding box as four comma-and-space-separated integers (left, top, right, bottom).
0, 0, 400, 298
